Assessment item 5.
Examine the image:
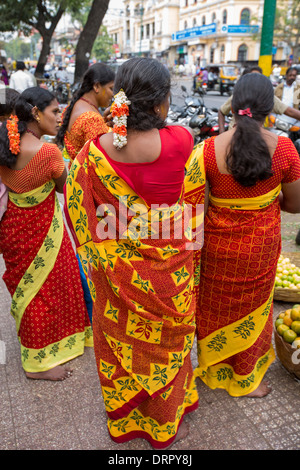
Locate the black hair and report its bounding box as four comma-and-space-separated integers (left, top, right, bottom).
56, 63, 115, 147
16, 61, 25, 71
0, 86, 55, 168
0, 88, 20, 119
113, 57, 171, 131
226, 73, 274, 187
242, 65, 262, 77
286, 67, 297, 76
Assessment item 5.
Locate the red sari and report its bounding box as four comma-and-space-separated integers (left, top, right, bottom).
65, 133, 205, 448
0, 144, 92, 373
195, 136, 300, 396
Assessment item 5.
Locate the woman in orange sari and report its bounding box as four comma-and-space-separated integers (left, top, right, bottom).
195, 73, 300, 397
56, 63, 115, 167
0, 87, 92, 381
66, 58, 205, 448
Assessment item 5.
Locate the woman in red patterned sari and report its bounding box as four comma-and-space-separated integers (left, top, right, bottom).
195, 73, 300, 397
0, 87, 92, 381
66, 58, 205, 448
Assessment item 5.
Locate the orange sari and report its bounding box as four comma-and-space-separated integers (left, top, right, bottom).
63, 111, 110, 166
65, 139, 205, 448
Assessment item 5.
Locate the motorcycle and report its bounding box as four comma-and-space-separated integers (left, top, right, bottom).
167, 86, 206, 127
268, 114, 300, 156
189, 108, 230, 144
192, 75, 207, 96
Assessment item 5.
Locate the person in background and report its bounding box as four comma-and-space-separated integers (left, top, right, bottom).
55, 66, 68, 82
0, 87, 92, 381
9, 61, 32, 94
218, 66, 300, 133
202, 67, 208, 82
195, 73, 300, 398
0, 88, 20, 220
274, 67, 300, 124
56, 62, 115, 167
65, 57, 203, 449
0, 64, 9, 86
0, 88, 20, 122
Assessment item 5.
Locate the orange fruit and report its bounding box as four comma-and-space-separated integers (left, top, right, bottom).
275, 318, 284, 328
283, 329, 297, 344
279, 312, 286, 319
291, 321, 300, 335
277, 324, 290, 336
291, 308, 300, 321
283, 315, 293, 327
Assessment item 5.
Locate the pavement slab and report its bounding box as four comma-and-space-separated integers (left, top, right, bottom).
1, 210, 300, 453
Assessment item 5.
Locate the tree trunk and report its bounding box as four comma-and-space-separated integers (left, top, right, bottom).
34, 1, 65, 78
74, 0, 110, 83
35, 33, 52, 77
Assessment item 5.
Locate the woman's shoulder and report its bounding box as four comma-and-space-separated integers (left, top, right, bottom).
162, 125, 194, 144
39, 142, 62, 156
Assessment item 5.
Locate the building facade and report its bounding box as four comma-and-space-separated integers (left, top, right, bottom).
105, 0, 288, 69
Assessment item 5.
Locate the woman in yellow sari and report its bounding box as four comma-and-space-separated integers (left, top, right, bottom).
66, 58, 205, 448
195, 73, 300, 397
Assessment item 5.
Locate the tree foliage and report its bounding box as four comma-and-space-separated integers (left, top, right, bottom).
274, 0, 300, 59
0, 0, 85, 76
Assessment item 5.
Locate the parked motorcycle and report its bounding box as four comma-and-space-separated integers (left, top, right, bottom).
268, 114, 300, 156
189, 108, 230, 144
167, 86, 206, 126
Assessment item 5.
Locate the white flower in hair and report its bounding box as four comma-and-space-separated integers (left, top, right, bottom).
111, 89, 131, 149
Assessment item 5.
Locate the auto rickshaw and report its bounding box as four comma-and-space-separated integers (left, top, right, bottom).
207, 64, 238, 95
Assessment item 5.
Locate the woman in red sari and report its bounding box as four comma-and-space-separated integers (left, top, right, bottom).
66, 58, 205, 448
0, 87, 92, 381
195, 73, 300, 397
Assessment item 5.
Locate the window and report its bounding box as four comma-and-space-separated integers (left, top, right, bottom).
222, 10, 227, 24
202, 15, 206, 25
193, 18, 197, 26
240, 8, 250, 25
210, 47, 214, 63
238, 44, 248, 62
184, 20, 188, 29
185, 0, 188, 6
220, 44, 225, 62
212, 12, 216, 23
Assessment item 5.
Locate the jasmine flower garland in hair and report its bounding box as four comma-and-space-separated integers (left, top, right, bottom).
111, 89, 131, 149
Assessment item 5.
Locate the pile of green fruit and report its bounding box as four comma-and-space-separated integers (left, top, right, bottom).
275, 255, 300, 290
275, 304, 300, 347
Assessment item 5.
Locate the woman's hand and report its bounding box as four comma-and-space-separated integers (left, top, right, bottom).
103, 107, 113, 128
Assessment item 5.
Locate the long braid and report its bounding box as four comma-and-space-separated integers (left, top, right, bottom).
55, 87, 86, 147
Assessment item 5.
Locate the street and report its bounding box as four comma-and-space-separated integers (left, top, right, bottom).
170, 76, 228, 110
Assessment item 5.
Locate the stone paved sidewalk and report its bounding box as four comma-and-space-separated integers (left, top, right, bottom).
1, 212, 300, 452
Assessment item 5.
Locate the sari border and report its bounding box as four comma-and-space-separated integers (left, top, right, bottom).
108, 400, 199, 449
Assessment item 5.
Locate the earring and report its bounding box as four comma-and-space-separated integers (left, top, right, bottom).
155, 107, 161, 115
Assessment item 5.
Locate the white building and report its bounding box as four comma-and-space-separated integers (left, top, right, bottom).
104, 0, 289, 68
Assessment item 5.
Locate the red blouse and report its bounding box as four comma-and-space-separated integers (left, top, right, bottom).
97, 126, 194, 206
204, 136, 300, 198
0, 143, 65, 193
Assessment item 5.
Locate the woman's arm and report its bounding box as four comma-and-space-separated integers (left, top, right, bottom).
53, 166, 67, 193
280, 179, 300, 213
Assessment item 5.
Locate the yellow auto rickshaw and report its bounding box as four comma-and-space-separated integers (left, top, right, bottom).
207, 64, 238, 96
